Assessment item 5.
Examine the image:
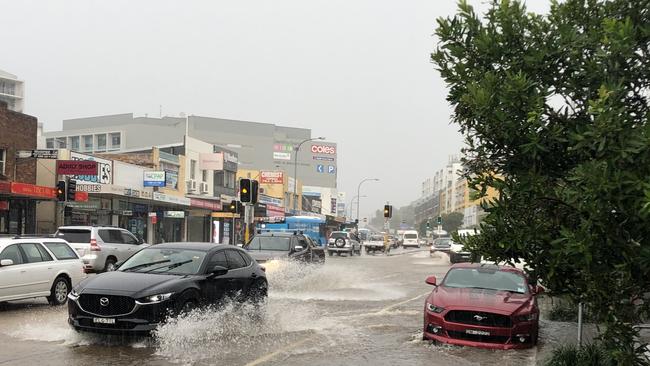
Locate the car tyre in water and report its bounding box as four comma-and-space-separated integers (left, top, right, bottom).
249, 279, 268, 304
47, 276, 70, 306
104, 257, 117, 272
328, 251, 333, 257
175, 290, 199, 316
449, 253, 457, 264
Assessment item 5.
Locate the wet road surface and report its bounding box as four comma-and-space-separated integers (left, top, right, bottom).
0, 248, 582, 366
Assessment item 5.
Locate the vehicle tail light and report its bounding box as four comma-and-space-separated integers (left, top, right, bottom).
90, 238, 101, 251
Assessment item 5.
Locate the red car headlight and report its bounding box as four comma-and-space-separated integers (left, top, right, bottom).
515, 312, 538, 322
426, 303, 445, 313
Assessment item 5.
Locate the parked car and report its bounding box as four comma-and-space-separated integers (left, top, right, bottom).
54, 226, 149, 273
402, 230, 420, 248
430, 237, 453, 255
244, 231, 325, 264
388, 235, 400, 249
327, 231, 362, 256
0, 236, 84, 305
449, 241, 473, 263
68, 243, 267, 334
364, 234, 387, 254
422, 263, 543, 349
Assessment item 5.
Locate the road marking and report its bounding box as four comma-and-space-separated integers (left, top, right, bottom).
377, 292, 428, 313
243, 337, 313, 366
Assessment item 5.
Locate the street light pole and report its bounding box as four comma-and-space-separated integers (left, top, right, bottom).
292, 136, 325, 213
348, 195, 367, 219
356, 178, 379, 226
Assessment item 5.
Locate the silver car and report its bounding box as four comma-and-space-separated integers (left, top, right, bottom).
54, 226, 149, 273
327, 231, 362, 256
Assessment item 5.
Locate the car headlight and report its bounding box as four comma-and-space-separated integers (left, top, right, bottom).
515, 312, 538, 322
138, 292, 174, 304
68, 289, 80, 301
426, 303, 445, 313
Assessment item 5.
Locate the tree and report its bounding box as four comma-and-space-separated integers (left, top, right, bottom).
441, 212, 464, 234
432, 0, 650, 362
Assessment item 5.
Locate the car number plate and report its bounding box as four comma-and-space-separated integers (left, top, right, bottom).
93, 317, 115, 324
466, 329, 490, 336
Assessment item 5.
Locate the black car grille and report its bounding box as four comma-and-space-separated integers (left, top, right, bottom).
447, 330, 509, 344
79, 294, 136, 316
445, 310, 512, 328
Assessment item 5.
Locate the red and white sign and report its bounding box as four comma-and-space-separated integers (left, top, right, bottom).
266, 204, 285, 218
0, 182, 57, 199
57, 160, 98, 176
260, 171, 284, 184
190, 198, 222, 211
311, 145, 336, 155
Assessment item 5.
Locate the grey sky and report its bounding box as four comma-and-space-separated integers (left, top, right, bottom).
1, 0, 550, 220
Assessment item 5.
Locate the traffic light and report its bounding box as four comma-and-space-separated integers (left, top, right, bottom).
383, 205, 392, 218
250, 180, 259, 204
56, 180, 66, 201
239, 178, 252, 203
426, 220, 431, 230
229, 200, 238, 213
67, 179, 77, 201
437, 215, 442, 225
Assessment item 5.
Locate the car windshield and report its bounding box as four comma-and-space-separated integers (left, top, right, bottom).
246, 236, 291, 251
119, 248, 206, 275
330, 232, 348, 239
369, 235, 384, 241
435, 238, 452, 245
404, 234, 418, 239
442, 268, 528, 294
54, 229, 90, 243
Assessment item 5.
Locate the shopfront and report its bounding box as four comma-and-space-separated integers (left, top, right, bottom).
0, 182, 56, 234
187, 198, 221, 242
151, 192, 190, 244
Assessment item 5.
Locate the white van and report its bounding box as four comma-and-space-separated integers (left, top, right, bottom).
402, 230, 420, 248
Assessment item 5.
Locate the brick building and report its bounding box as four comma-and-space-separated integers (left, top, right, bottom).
0, 101, 56, 234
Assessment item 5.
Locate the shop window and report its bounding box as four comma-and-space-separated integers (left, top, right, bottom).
96, 134, 106, 152
0, 148, 5, 175
69, 136, 80, 151
56, 137, 66, 149
46, 138, 54, 149
83, 135, 93, 152
202, 170, 208, 182
110, 132, 121, 150
214, 171, 224, 186
190, 159, 197, 180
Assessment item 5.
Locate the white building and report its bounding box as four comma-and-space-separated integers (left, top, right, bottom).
0, 69, 24, 112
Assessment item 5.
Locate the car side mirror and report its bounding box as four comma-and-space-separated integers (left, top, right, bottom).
294, 246, 304, 252
534, 285, 545, 295
138, 237, 144, 244
425, 275, 437, 286
0, 259, 14, 267
209, 265, 228, 277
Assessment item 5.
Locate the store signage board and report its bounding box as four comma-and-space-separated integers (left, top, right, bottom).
164, 211, 185, 218
143, 171, 166, 187
17, 149, 59, 159
260, 171, 284, 184
56, 160, 98, 176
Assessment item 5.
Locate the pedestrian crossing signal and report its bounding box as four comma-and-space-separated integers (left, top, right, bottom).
383, 205, 392, 218
56, 180, 66, 201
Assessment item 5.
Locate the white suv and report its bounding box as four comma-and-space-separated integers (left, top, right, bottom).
0, 236, 84, 305
54, 226, 149, 273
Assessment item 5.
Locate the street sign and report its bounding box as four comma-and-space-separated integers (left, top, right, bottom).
327, 165, 336, 174
17, 149, 58, 159
143, 171, 166, 187
316, 165, 324, 173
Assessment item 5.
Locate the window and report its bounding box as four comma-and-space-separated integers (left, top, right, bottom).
83, 135, 93, 152
246, 236, 291, 251
55, 229, 90, 243
20, 243, 53, 263
296, 237, 309, 250
98, 229, 124, 243
214, 171, 224, 186
55, 137, 66, 148
225, 250, 247, 269
0, 245, 23, 264
69, 136, 80, 151
110, 133, 121, 149
209, 251, 228, 268
46, 138, 54, 149
0, 148, 5, 175
44, 242, 79, 260
120, 231, 139, 245
96, 134, 106, 151
202, 170, 208, 182
190, 160, 197, 179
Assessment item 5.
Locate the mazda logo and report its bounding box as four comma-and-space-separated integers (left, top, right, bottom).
473, 315, 487, 321
99, 297, 109, 307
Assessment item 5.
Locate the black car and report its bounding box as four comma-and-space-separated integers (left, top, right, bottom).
244, 231, 325, 264
67, 243, 267, 334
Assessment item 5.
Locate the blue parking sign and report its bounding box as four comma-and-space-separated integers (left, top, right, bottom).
328, 165, 336, 174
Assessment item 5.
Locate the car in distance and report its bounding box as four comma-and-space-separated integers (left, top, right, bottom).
55, 226, 149, 273
244, 231, 325, 264
327, 231, 362, 256
0, 236, 84, 305
430, 237, 453, 255
68, 243, 267, 334
422, 263, 542, 349
449, 241, 473, 263
402, 230, 420, 248
364, 234, 387, 254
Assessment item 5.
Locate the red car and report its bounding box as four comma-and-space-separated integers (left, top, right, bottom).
422, 263, 543, 349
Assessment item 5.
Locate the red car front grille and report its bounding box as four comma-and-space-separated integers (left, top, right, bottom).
444, 310, 512, 328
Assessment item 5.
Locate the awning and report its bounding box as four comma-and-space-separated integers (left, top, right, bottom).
0, 181, 56, 200
189, 197, 222, 211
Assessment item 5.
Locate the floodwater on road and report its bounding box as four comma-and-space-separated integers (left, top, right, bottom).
0, 248, 586, 366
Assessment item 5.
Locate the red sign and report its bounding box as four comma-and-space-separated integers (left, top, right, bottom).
0, 201, 8, 210
311, 145, 336, 155
260, 171, 284, 184
75, 191, 89, 202
57, 160, 98, 175
151, 216, 158, 224
190, 198, 222, 211
10, 182, 57, 199
266, 204, 285, 217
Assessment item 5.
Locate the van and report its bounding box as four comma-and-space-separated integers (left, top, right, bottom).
402, 230, 420, 248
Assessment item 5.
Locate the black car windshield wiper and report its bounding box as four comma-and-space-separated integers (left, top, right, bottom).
142, 259, 193, 273
121, 259, 171, 272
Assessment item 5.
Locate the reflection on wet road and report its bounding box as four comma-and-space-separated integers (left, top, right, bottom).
0, 248, 578, 366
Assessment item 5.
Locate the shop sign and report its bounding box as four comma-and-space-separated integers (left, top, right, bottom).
199, 153, 224, 171
190, 198, 222, 211
313, 156, 335, 162
75, 191, 89, 202
17, 149, 59, 159
114, 210, 133, 216
273, 143, 293, 152
331, 198, 337, 214
151, 216, 158, 224
164, 211, 185, 218
0, 201, 8, 210
70, 152, 113, 184
56, 160, 98, 176
148, 212, 157, 217
76, 184, 102, 193
311, 144, 336, 155
258, 194, 283, 207
153, 192, 191, 206
165, 170, 178, 189
266, 204, 285, 218
224, 152, 238, 164
273, 152, 291, 161
211, 212, 240, 218
8, 182, 57, 199
143, 171, 166, 187
260, 171, 284, 184
66, 201, 101, 210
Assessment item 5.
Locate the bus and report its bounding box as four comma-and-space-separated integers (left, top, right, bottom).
257, 216, 327, 246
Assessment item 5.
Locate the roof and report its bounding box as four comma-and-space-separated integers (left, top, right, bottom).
0, 236, 68, 245
148, 242, 231, 252
0, 69, 18, 80
450, 262, 525, 275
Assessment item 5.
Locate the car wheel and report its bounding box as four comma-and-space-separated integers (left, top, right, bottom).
365, 247, 370, 254
104, 257, 117, 272
176, 291, 199, 315
336, 252, 341, 256
47, 276, 70, 306
250, 279, 268, 304
449, 253, 457, 264
328, 251, 333, 257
